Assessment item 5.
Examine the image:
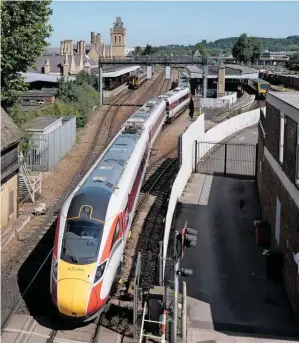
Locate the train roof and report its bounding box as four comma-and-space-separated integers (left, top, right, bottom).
128, 97, 165, 123
159, 86, 190, 99
253, 78, 270, 84
80, 132, 140, 195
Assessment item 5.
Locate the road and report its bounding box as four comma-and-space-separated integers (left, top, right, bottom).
176, 126, 298, 341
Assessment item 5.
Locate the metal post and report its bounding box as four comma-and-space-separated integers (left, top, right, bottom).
182, 281, 187, 342
159, 241, 163, 286
173, 233, 179, 343
255, 143, 259, 180
133, 252, 141, 339
224, 143, 227, 175
203, 64, 208, 98
194, 140, 198, 173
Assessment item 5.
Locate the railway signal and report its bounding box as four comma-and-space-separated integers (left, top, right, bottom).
176, 220, 197, 258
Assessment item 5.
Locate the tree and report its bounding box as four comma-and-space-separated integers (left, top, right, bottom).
286, 53, 299, 72
249, 37, 261, 64
142, 44, 157, 56
133, 46, 142, 56
232, 34, 261, 65
76, 71, 98, 89
1, 0, 53, 108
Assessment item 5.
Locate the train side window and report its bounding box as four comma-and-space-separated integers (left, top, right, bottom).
111, 220, 120, 249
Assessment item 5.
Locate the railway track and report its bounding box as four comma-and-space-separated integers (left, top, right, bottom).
0, 70, 171, 342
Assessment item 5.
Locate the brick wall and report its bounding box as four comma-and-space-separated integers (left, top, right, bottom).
264, 103, 280, 162
260, 157, 299, 320
283, 116, 297, 183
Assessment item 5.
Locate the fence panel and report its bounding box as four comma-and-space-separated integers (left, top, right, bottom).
196, 141, 257, 177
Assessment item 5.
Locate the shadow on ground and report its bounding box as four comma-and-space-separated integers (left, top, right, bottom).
176, 175, 299, 339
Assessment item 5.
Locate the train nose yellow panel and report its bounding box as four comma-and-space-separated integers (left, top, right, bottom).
57, 279, 98, 317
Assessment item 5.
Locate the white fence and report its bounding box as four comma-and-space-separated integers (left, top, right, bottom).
199, 91, 237, 109
162, 107, 264, 276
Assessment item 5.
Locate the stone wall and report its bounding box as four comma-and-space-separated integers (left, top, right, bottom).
257, 101, 299, 321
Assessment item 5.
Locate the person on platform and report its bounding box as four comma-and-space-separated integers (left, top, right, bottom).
189, 96, 194, 120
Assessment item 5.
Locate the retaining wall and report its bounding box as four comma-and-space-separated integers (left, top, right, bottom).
163, 107, 265, 274
200, 91, 237, 109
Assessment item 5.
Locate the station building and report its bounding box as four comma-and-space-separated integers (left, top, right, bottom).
185, 63, 259, 97
1, 108, 23, 229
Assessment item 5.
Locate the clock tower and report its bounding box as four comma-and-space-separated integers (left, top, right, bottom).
110, 17, 126, 58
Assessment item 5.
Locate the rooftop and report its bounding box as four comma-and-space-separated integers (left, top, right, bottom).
1, 107, 24, 151
269, 92, 299, 110
25, 116, 62, 131
185, 64, 259, 79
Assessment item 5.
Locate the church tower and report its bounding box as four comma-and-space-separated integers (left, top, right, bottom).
110, 17, 126, 58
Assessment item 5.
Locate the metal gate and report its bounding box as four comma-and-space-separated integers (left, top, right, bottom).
194, 141, 258, 178
26, 138, 49, 171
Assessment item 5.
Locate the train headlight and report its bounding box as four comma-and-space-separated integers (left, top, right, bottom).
94, 261, 107, 283
52, 259, 58, 281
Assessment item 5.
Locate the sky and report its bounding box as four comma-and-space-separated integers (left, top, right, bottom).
49, 1, 299, 47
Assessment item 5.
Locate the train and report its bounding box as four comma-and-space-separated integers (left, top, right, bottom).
50, 85, 191, 322
127, 69, 147, 89
247, 78, 270, 98
158, 86, 191, 123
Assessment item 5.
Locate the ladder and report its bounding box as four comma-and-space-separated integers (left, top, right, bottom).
18, 152, 42, 203
139, 302, 167, 343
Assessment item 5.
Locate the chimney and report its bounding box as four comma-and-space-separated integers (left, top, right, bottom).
63, 54, 69, 76
96, 33, 101, 47
77, 40, 85, 55
68, 40, 73, 55
91, 32, 96, 45
44, 59, 50, 74
60, 41, 64, 55
83, 60, 91, 74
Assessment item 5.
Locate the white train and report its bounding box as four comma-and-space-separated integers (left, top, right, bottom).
50, 86, 190, 321
158, 86, 191, 123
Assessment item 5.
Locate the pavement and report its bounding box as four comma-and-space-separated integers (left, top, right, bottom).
176, 126, 299, 342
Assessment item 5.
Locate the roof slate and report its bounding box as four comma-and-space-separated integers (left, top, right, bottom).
1, 107, 24, 150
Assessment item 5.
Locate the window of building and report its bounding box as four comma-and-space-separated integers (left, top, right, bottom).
275, 196, 281, 245
114, 36, 116, 43
8, 190, 14, 217
119, 36, 121, 43
279, 113, 285, 165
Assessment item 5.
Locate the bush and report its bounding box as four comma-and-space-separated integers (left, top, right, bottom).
55, 73, 100, 127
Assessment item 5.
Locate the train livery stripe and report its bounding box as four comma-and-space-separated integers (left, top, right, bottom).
100, 216, 122, 263
57, 260, 96, 316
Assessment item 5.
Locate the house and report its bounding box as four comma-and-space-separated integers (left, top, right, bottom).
0, 108, 24, 229
28, 17, 127, 77
257, 91, 299, 320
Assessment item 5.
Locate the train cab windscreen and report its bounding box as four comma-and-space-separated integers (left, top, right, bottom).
260, 83, 269, 90
61, 220, 104, 264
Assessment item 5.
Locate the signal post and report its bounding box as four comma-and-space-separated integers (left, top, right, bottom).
172, 220, 197, 343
